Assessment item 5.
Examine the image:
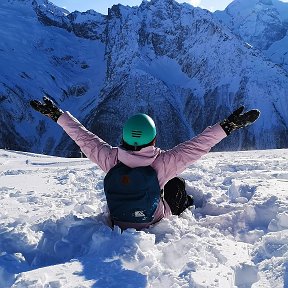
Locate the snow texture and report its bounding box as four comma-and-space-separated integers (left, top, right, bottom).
0, 148, 287, 287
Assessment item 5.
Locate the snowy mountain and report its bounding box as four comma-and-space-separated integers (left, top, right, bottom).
0, 148, 287, 287
1, 0, 288, 156
215, 0, 288, 70
0, 0, 106, 156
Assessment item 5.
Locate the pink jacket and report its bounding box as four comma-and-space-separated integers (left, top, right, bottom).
58, 112, 227, 229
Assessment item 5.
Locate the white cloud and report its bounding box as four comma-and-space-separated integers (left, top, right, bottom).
185, 0, 202, 6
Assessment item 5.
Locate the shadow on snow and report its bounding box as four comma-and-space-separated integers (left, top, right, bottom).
0, 214, 147, 287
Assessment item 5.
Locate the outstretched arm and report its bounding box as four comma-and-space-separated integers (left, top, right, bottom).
30, 96, 117, 172
155, 106, 260, 186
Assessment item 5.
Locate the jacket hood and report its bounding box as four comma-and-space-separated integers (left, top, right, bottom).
117, 146, 161, 168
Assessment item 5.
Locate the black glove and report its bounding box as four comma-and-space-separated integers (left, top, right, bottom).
30, 96, 63, 122
220, 106, 260, 135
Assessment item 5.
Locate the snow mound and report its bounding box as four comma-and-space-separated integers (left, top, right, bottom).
0, 149, 287, 287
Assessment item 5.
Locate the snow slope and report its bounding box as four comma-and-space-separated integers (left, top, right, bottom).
215, 0, 288, 70
0, 0, 106, 155
0, 148, 287, 287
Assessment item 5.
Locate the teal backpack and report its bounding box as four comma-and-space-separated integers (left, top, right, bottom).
104, 162, 161, 223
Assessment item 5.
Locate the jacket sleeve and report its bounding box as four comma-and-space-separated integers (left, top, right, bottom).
57, 112, 118, 172
154, 124, 227, 187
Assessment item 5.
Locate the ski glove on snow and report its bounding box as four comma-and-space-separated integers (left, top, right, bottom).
220, 106, 260, 136
30, 96, 63, 122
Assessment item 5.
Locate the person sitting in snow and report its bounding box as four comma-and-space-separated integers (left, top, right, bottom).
30, 97, 260, 230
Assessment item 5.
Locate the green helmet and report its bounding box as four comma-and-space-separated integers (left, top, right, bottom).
123, 113, 156, 147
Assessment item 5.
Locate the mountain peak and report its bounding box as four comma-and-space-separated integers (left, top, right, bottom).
216, 0, 288, 50
149, 0, 179, 7
259, 0, 273, 5
1, 0, 288, 154
151, 0, 175, 3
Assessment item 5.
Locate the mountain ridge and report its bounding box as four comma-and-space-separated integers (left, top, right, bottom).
0, 0, 288, 156
215, 0, 288, 70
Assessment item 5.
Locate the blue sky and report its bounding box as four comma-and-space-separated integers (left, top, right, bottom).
49, 0, 288, 14
49, 0, 238, 14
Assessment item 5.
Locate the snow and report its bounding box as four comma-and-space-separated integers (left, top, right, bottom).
137, 56, 202, 90
215, 0, 288, 71
267, 35, 288, 69
0, 0, 106, 154
0, 148, 287, 287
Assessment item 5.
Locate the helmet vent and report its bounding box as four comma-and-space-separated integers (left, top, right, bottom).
131, 130, 142, 138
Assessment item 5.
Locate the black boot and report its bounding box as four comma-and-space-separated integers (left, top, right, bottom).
163, 177, 193, 215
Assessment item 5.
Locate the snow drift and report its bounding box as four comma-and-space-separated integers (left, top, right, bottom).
0, 148, 287, 287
